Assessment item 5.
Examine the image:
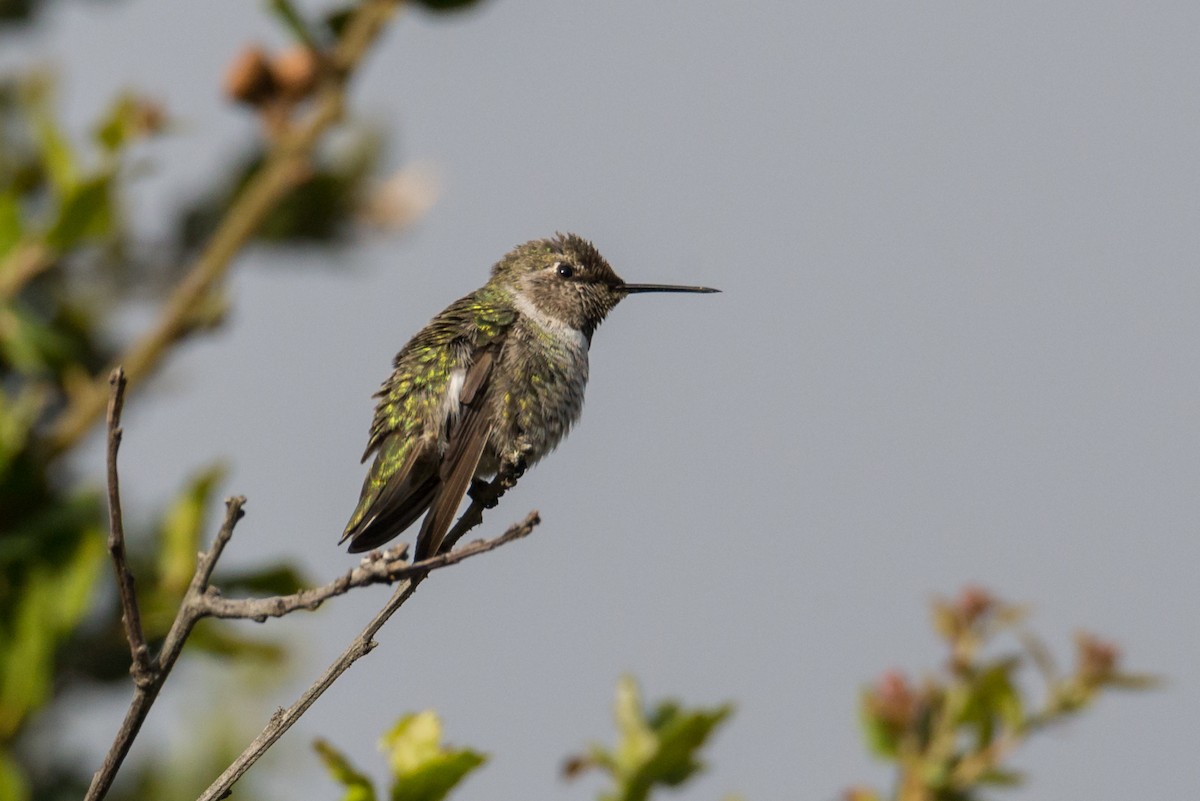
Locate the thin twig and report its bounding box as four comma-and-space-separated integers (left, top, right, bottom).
154, 497, 248, 674
45, 0, 403, 458
196, 511, 541, 801
85, 497, 248, 801
104, 367, 154, 685
201, 511, 539, 621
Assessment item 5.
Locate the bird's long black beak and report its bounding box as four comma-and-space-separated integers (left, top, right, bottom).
621, 283, 720, 294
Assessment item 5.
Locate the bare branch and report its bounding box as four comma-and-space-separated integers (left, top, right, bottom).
45, 0, 404, 459
87, 691, 156, 801
201, 510, 540, 621
196, 511, 541, 801
104, 367, 154, 685
85, 496, 250, 801
89, 450, 538, 801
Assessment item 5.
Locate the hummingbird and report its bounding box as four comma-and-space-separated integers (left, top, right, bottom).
340, 233, 718, 560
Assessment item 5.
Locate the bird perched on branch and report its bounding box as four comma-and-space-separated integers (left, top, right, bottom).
340, 233, 718, 560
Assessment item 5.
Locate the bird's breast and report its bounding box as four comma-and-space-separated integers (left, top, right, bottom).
492, 316, 590, 464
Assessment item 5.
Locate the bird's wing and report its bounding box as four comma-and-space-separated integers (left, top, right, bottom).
412, 345, 498, 560
341, 291, 513, 554
340, 441, 440, 553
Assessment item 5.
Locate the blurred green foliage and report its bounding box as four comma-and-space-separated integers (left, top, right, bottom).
0, 0, 478, 797
317, 681, 735, 801
317, 710, 488, 801
0, 43, 365, 801
0, 71, 130, 801
564, 676, 734, 801
176, 127, 384, 251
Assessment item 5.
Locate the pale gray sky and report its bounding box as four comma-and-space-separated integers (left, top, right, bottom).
6, 1, 1199, 799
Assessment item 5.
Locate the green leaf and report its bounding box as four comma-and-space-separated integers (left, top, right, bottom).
25, 78, 76, 192
48, 520, 106, 630
957, 659, 1023, 749
44, 174, 112, 251
0, 528, 104, 737
0, 304, 82, 374
0, 573, 54, 736
315, 739, 377, 801
593, 676, 733, 801
0, 750, 30, 801
612, 676, 658, 777
858, 688, 900, 760
157, 464, 227, 598
93, 93, 153, 153
0, 492, 101, 573
0, 191, 22, 258
636, 700, 731, 787
382, 711, 487, 801
0, 385, 47, 478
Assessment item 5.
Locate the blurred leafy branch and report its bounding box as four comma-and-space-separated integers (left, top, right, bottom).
850, 587, 1154, 801
562, 675, 733, 801
317, 678, 735, 801
317, 710, 488, 801
0, 1, 457, 799
316, 594, 1150, 801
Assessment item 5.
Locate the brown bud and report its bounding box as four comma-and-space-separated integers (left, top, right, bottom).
133, 99, 166, 136
560, 754, 593, 779
272, 47, 321, 101
224, 45, 277, 106
1075, 632, 1120, 685
868, 669, 918, 730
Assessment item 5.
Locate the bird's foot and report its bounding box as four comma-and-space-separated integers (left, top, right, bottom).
500, 455, 528, 487
469, 477, 502, 509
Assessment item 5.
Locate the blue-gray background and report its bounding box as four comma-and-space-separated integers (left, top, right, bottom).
5, 1, 1198, 798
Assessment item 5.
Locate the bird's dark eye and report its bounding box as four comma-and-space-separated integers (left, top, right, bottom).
555, 262, 575, 279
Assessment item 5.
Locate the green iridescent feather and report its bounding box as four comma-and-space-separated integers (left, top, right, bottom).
343, 286, 515, 539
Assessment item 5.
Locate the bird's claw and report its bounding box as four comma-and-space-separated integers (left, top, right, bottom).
468, 478, 490, 502
502, 455, 529, 486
